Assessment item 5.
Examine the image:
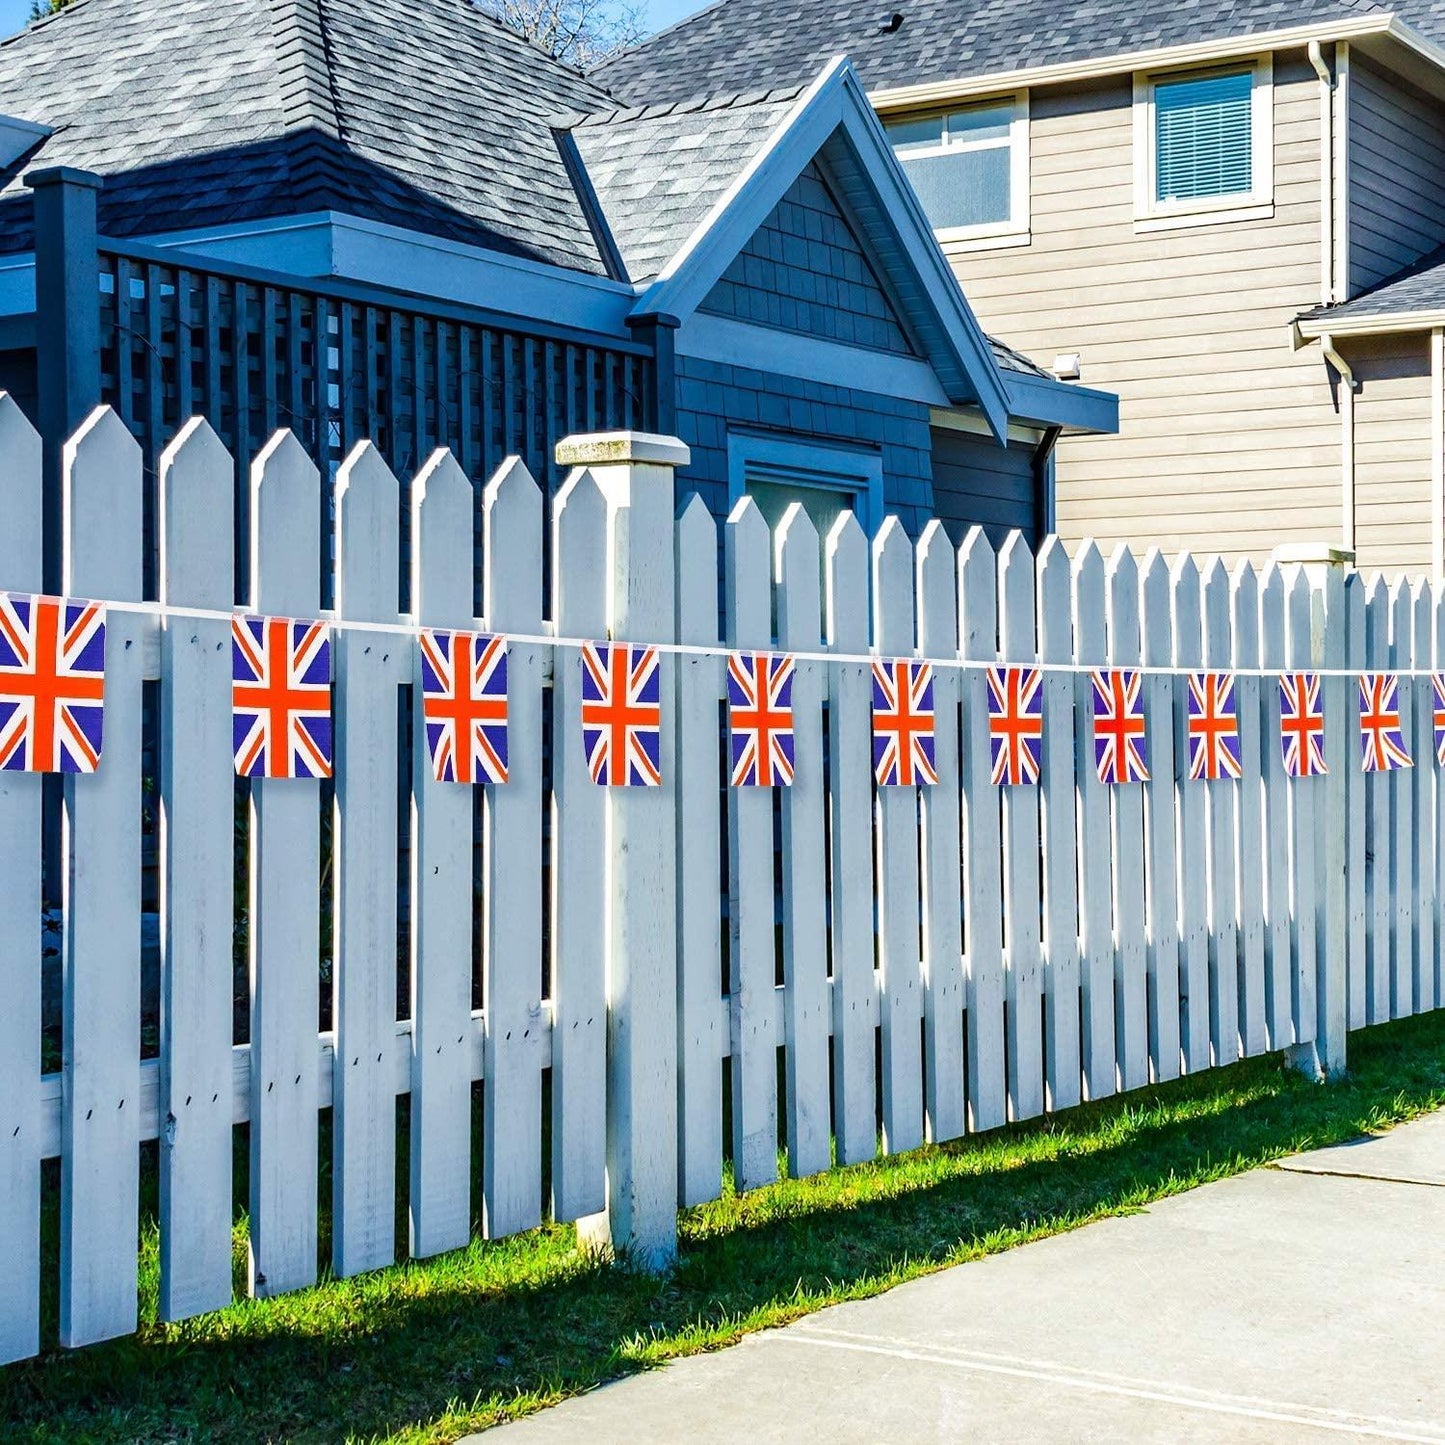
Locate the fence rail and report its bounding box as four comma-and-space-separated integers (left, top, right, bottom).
0, 397, 1439, 1365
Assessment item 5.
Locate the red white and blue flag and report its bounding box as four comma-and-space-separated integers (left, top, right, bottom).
1359, 673, 1411, 773
727, 651, 795, 788
232, 615, 333, 779
872, 659, 936, 787
581, 642, 662, 787
1279, 672, 1327, 778
1091, 668, 1149, 785
1433, 673, 1445, 767
0, 592, 106, 774
986, 665, 1042, 786
420, 629, 508, 785
1186, 671, 1242, 782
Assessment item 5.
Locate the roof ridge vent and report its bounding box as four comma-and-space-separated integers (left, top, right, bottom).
877, 11, 904, 33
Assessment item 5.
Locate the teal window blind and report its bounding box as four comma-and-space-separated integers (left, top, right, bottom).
1154, 71, 1253, 202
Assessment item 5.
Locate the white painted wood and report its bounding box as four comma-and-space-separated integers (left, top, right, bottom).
1170, 554, 1211, 1073
1411, 581, 1435, 1015
1389, 578, 1415, 1019
1106, 545, 1148, 1093
60, 408, 144, 1347
872, 517, 924, 1155
1230, 561, 1268, 1059
1258, 564, 1294, 1049
332, 442, 403, 1277
1286, 568, 1319, 1050
247, 429, 322, 1300
959, 528, 1006, 1129
775, 505, 831, 1176
1072, 540, 1116, 1098
1436, 586, 1445, 1014
825, 513, 877, 1165
1037, 538, 1082, 1108
551, 468, 610, 1220
1138, 549, 1181, 1083
157, 419, 235, 1322
0, 393, 43, 1363
481, 457, 545, 1238
915, 521, 965, 1143
725, 496, 777, 1190
1363, 575, 1392, 1025
1344, 575, 1368, 1033
1201, 558, 1240, 1067
998, 532, 1044, 1119
673, 494, 724, 1206
1316, 561, 1350, 1079
409, 449, 475, 1258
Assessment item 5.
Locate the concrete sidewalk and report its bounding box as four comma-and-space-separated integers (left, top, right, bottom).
489, 1111, 1445, 1443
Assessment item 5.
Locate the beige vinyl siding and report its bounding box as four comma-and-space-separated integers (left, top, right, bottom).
1346, 333, 1435, 578
942, 54, 1343, 564
1348, 56, 1445, 296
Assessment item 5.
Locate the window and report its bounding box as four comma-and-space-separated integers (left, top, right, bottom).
886, 95, 1029, 247
1135, 59, 1273, 229
727, 432, 884, 540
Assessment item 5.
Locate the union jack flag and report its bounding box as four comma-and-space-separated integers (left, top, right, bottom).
1359, 672, 1412, 773
872, 659, 936, 787
1186, 671, 1242, 782
232, 616, 332, 779
420, 630, 508, 785
581, 642, 661, 787
1279, 672, 1327, 778
1434, 674, 1445, 767
0, 592, 106, 774
1091, 668, 1149, 785
986, 665, 1043, 786
727, 651, 795, 787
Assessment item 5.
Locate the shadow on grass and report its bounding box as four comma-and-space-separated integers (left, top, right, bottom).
4, 1012, 1445, 1445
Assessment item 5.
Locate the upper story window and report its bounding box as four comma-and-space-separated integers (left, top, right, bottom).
1134, 58, 1273, 230
885, 95, 1029, 249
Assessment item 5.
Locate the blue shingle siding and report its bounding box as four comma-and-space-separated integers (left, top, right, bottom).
700, 164, 914, 355
930, 424, 1040, 547
674, 354, 936, 535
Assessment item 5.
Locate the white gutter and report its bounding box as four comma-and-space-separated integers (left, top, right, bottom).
1319, 332, 1359, 552
1308, 41, 1334, 307
1296, 308, 1445, 338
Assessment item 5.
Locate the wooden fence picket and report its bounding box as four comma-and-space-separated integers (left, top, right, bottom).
1230, 562, 1267, 1058
481, 458, 546, 1237
1139, 549, 1181, 1083
1412, 581, 1436, 1014
333, 443, 404, 1278
1344, 574, 1368, 1031
1258, 564, 1294, 1048
1390, 579, 1415, 1018
0, 393, 43, 1363
825, 514, 878, 1164
726, 497, 778, 1189
1106, 546, 1148, 1091
247, 430, 323, 1299
873, 517, 924, 1152
1364, 576, 1392, 1023
959, 527, 1006, 1127
409, 450, 476, 1257
776, 506, 832, 1176
157, 419, 235, 1321
1037, 538, 1082, 1107
1072, 540, 1116, 1097
673, 494, 724, 1205
1436, 586, 1445, 1010
550, 468, 610, 1221
1286, 569, 1319, 1050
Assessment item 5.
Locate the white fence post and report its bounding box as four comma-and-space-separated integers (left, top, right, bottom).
1231, 561, 1267, 1059
559, 432, 687, 1273
0, 393, 43, 1364
157, 419, 235, 1322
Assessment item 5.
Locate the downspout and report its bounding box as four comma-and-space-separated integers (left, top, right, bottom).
1320, 333, 1358, 552
1308, 41, 1334, 305
1032, 424, 1061, 542
1432, 327, 1443, 580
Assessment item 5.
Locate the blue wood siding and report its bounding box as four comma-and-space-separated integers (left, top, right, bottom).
929, 424, 1039, 546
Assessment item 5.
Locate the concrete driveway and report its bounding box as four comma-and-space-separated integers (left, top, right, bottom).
486, 1111, 1445, 1443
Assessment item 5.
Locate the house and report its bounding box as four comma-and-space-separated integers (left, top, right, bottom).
0, 0, 1112, 599
601, 0, 1445, 577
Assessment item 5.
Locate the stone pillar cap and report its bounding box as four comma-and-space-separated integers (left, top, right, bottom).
555, 431, 690, 469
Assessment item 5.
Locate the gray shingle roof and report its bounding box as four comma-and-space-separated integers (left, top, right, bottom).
0, 0, 615, 270
1302, 242, 1445, 321
597, 0, 1407, 106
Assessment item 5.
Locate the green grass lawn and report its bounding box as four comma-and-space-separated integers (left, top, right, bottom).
6, 1010, 1445, 1444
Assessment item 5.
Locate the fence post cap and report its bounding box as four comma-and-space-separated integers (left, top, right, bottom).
555, 431, 690, 469
1271, 542, 1355, 569
24, 166, 104, 192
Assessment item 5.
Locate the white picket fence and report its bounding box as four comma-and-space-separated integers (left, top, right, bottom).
0, 396, 1441, 1365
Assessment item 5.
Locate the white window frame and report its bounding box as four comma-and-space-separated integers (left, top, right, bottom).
888, 91, 1031, 252
726, 431, 884, 536
1133, 55, 1274, 232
